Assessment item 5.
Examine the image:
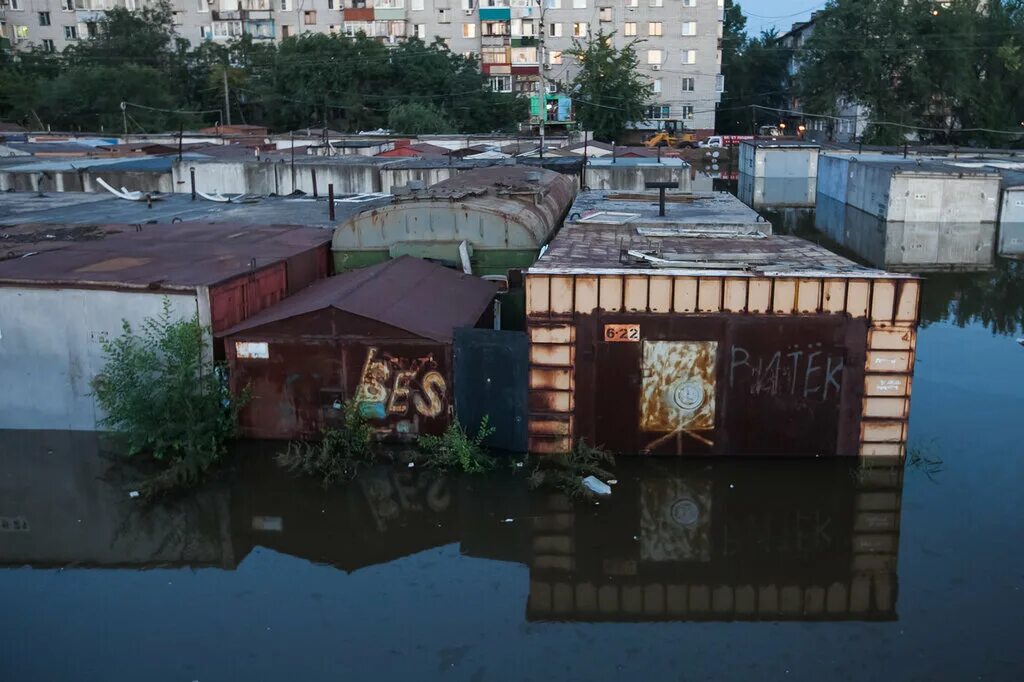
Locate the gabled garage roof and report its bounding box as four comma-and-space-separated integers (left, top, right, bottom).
219, 256, 499, 343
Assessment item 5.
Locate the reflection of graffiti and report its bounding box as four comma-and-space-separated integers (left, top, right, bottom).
359, 469, 452, 533
729, 344, 844, 400
353, 347, 447, 421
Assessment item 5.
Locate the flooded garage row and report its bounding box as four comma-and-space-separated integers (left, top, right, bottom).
1, 260, 1023, 681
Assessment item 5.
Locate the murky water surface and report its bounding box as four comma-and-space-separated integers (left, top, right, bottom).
2, 204, 1024, 681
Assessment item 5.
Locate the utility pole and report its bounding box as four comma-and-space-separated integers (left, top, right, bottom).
120, 101, 127, 137
537, 0, 547, 160
223, 67, 232, 127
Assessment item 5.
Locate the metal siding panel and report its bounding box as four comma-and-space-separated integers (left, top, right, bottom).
861, 420, 906, 442
860, 442, 905, 457
864, 374, 911, 397
747, 278, 771, 312
648, 276, 672, 313
863, 397, 909, 419
526, 275, 550, 316
529, 324, 574, 344
871, 281, 896, 323
672, 277, 698, 312
823, 279, 846, 313
846, 280, 870, 318
599, 276, 624, 312
867, 350, 913, 373
869, 328, 916, 350
772, 278, 797, 314
531, 344, 573, 366
575, 276, 598, 313
530, 367, 572, 391
797, 279, 821, 313
550, 276, 575, 315
723, 278, 747, 312
895, 280, 920, 322
698, 278, 723, 313
624, 276, 648, 312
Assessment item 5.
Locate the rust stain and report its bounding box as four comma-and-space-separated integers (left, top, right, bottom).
640, 340, 717, 433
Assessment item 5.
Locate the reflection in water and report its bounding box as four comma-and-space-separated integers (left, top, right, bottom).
0, 434, 903, 624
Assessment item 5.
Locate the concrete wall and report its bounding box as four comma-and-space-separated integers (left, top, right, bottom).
380, 166, 458, 194
584, 164, 691, 192
0, 287, 199, 430
171, 159, 382, 196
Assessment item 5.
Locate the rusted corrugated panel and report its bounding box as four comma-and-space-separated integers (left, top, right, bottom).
284, 244, 331, 294
572, 312, 867, 456
219, 256, 498, 343
228, 334, 452, 441
209, 263, 288, 335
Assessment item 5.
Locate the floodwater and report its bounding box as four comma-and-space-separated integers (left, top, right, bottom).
3, 207, 1024, 681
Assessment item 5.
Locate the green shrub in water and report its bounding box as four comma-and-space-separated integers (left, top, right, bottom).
417, 416, 496, 473
277, 401, 376, 486
91, 299, 246, 497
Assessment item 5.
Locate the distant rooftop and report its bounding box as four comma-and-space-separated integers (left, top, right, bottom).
531, 226, 898, 278
0, 190, 389, 229
566, 191, 767, 234
0, 222, 330, 291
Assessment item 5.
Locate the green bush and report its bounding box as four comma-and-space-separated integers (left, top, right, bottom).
276, 401, 376, 486
91, 299, 246, 496
417, 416, 496, 473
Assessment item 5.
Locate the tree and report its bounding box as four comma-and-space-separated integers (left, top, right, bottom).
92, 300, 247, 496
565, 31, 652, 142
715, 1, 792, 134
388, 103, 454, 134
799, 0, 1024, 145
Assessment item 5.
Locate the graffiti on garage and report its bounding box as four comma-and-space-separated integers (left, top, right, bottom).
353, 347, 448, 421
728, 343, 845, 400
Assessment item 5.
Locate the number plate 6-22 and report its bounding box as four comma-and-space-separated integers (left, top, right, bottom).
604, 324, 640, 343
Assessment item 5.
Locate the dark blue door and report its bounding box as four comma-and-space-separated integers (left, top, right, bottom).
453, 328, 528, 453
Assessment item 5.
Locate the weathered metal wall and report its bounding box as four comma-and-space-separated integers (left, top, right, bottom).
584, 164, 692, 193
0, 287, 199, 430
524, 272, 919, 459
227, 319, 453, 441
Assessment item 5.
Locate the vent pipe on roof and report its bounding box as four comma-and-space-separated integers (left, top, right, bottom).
645, 180, 679, 217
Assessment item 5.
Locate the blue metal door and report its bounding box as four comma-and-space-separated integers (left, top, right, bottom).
453, 328, 528, 453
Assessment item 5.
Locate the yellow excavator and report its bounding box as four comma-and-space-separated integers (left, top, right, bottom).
643, 120, 699, 148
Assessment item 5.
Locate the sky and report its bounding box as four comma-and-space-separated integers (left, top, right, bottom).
736, 1, 823, 37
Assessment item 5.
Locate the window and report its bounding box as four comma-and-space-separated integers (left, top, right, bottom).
42, 38, 55, 51
38, 12, 50, 25
200, 25, 212, 39
280, 0, 288, 10
572, 21, 587, 37
646, 49, 662, 64
681, 77, 694, 91
521, 21, 534, 36
649, 0, 662, 6
63, 25, 77, 39
10, 0, 21, 9
376, 0, 404, 7
681, 21, 696, 36
682, 49, 696, 64
328, 24, 339, 33
599, 7, 611, 21
463, 23, 476, 37
681, 105, 694, 120
624, 0, 637, 6
715, 74, 724, 92
547, 0, 561, 7
490, 75, 512, 93
623, 22, 635, 36
681, 0, 695, 6
62, 0, 74, 10
482, 22, 507, 35
646, 105, 670, 119
415, 23, 425, 38
438, 8, 450, 22
213, 20, 243, 37
572, 0, 586, 7
549, 50, 562, 65
197, 0, 208, 12
548, 22, 562, 37
648, 22, 661, 36
304, 10, 317, 24
652, 77, 661, 93
282, 25, 292, 37
482, 47, 506, 63
411, 0, 424, 8
511, 46, 537, 63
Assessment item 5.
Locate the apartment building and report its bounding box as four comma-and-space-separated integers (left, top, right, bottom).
776, 13, 868, 143
2, 0, 724, 132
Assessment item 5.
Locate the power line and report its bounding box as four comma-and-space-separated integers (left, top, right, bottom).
752, 105, 1024, 136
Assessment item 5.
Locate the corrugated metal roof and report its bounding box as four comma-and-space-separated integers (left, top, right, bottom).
219, 256, 498, 342
0, 222, 331, 289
